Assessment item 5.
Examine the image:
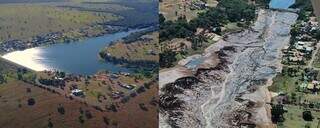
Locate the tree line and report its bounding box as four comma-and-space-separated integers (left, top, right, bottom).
160, 0, 256, 68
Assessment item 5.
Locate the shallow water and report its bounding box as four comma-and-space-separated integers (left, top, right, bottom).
269, 0, 295, 9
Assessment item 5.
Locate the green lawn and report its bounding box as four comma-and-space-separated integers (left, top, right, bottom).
269, 74, 301, 93
280, 105, 320, 128
103, 32, 159, 62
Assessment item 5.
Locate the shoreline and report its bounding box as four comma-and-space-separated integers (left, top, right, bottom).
0, 25, 127, 56
1, 25, 155, 73
0, 23, 156, 56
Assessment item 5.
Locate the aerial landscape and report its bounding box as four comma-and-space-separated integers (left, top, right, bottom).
2, 0, 320, 127
160, 0, 320, 127
0, 0, 158, 128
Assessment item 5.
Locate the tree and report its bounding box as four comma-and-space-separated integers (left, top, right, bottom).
314, 29, 320, 41
303, 111, 313, 121
159, 13, 166, 24
103, 116, 110, 125
159, 50, 177, 68
271, 104, 287, 123
217, 0, 255, 22
78, 115, 85, 124
85, 110, 93, 119
48, 120, 53, 128
27, 98, 36, 106
0, 74, 6, 84
290, 25, 300, 38
17, 73, 23, 81
290, 93, 297, 104
57, 105, 65, 115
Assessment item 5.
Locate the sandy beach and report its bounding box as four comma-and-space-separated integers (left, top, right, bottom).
1, 48, 48, 71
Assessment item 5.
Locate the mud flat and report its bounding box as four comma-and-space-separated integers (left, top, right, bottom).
160, 9, 298, 128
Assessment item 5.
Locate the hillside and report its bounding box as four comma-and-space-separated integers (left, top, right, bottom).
0, 4, 119, 42
100, 32, 159, 65
0, 57, 158, 128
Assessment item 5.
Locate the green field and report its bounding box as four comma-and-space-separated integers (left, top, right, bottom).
103, 32, 159, 62
280, 105, 320, 128
160, 0, 213, 21
0, 4, 120, 42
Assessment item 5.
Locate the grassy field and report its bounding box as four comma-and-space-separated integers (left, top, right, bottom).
103, 32, 159, 62
280, 105, 320, 128
0, 57, 158, 128
0, 4, 119, 42
160, 0, 218, 21
268, 74, 301, 93
0, 79, 158, 128
269, 66, 320, 127
66, 0, 158, 27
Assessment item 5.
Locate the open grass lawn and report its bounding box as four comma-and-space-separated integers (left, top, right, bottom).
268, 74, 301, 93
0, 79, 158, 128
0, 4, 119, 42
270, 68, 320, 127
105, 32, 159, 62
160, 0, 212, 21
0, 80, 109, 128
280, 105, 320, 128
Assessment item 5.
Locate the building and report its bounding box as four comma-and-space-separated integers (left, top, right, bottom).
71, 89, 84, 97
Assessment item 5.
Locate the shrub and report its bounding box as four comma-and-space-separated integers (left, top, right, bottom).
303, 111, 313, 121
103, 116, 110, 125
57, 105, 65, 115
85, 110, 93, 119
27, 98, 35, 106
139, 103, 148, 111
78, 115, 85, 124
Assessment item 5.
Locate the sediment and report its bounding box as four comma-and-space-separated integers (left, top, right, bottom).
160, 9, 298, 128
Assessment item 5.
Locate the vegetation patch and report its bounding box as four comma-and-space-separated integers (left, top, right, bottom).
0, 5, 119, 42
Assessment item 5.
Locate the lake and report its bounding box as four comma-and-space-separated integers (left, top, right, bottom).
2, 29, 144, 75
269, 0, 295, 9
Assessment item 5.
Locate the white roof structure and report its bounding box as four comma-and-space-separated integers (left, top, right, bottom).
71, 89, 83, 93
295, 45, 304, 50
297, 41, 306, 45
306, 47, 313, 52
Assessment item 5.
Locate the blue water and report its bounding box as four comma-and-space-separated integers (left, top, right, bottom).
35, 29, 143, 75
269, 0, 295, 9
185, 57, 204, 69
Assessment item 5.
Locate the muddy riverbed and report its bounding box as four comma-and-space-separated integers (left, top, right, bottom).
160, 9, 298, 128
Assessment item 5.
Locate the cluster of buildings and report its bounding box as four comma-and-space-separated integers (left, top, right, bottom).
282, 18, 319, 64
174, 0, 212, 11
0, 32, 63, 53
282, 41, 315, 64
299, 80, 320, 94
190, 0, 207, 10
